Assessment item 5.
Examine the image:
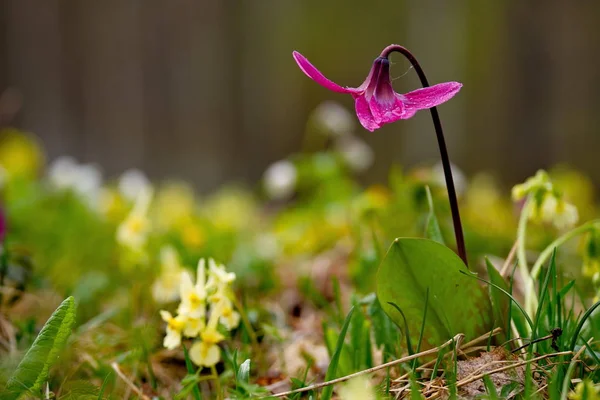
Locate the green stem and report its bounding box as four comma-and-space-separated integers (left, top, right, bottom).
516, 198, 534, 282
211, 365, 222, 400
530, 220, 600, 281
232, 296, 259, 348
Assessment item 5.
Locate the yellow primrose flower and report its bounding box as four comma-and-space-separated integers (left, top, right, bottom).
116, 187, 153, 250
180, 219, 205, 248
154, 182, 196, 231
189, 298, 226, 367
152, 246, 187, 303
337, 376, 376, 400
189, 340, 221, 368
0, 128, 44, 180
99, 188, 127, 222
569, 380, 600, 400
216, 299, 240, 330
183, 316, 205, 338
513, 170, 578, 230
160, 310, 186, 350
207, 258, 236, 287
511, 170, 551, 201
177, 259, 207, 319
539, 194, 579, 230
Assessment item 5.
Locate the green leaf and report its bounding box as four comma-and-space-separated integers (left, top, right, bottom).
321, 307, 355, 400
376, 238, 492, 349
485, 258, 510, 342
424, 187, 444, 245
5, 296, 77, 400
237, 360, 250, 384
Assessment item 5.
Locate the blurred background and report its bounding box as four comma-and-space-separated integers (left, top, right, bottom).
1, 1, 599, 192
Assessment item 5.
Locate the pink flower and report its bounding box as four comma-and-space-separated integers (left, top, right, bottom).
293, 51, 462, 132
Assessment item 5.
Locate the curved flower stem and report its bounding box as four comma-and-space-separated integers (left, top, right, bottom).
381, 44, 467, 267
530, 220, 600, 280
516, 197, 539, 318
516, 197, 532, 281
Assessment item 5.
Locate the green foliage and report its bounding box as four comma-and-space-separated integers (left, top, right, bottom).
485, 258, 510, 343
4, 296, 76, 400
377, 238, 492, 348
322, 307, 355, 400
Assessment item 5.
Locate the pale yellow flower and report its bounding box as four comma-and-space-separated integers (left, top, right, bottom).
337, 376, 376, 400
217, 299, 240, 330
189, 340, 221, 368
154, 182, 196, 231
116, 186, 153, 250
207, 258, 236, 287
183, 316, 205, 338
189, 298, 226, 367
152, 246, 186, 303
160, 310, 186, 350
569, 380, 599, 400
511, 170, 551, 201
539, 194, 579, 230
177, 260, 207, 319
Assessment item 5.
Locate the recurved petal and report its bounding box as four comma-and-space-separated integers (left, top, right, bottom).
402, 82, 462, 115
293, 51, 355, 94
354, 95, 381, 132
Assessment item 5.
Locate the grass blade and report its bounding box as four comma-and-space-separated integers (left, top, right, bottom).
321, 306, 355, 400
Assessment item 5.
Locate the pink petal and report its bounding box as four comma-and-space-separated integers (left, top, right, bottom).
293, 51, 355, 94
369, 75, 405, 125
402, 82, 462, 115
354, 95, 381, 132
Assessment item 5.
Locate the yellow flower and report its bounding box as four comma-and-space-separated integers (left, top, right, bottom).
513, 170, 578, 230
539, 194, 579, 230
569, 380, 600, 400
154, 182, 196, 231
189, 340, 221, 368
0, 128, 44, 180
207, 258, 236, 287
160, 310, 186, 350
152, 246, 187, 303
99, 188, 127, 222
180, 220, 205, 248
116, 187, 153, 250
189, 300, 226, 367
177, 259, 207, 319
337, 376, 376, 400
217, 299, 240, 330
183, 316, 205, 338
511, 170, 551, 201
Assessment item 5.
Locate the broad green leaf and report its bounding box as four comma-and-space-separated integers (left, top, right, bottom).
376, 238, 492, 349
485, 258, 510, 342
424, 186, 444, 245
5, 296, 76, 400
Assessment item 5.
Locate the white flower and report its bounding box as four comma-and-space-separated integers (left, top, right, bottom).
118, 168, 151, 202
335, 136, 374, 172
263, 160, 297, 200
338, 376, 375, 400
48, 156, 103, 206
313, 101, 355, 137
431, 161, 467, 197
